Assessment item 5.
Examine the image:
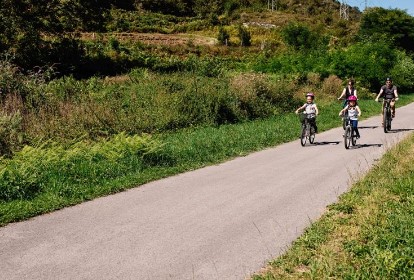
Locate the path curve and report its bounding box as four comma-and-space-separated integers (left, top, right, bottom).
1, 103, 414, 280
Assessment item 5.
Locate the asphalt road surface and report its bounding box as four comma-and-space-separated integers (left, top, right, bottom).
1, 103, 413, 280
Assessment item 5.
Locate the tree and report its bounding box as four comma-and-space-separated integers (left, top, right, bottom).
281, 22, 313, 51
359, 7, 414, 53
0, 0, 112, 70
218, 26, 230, 45
238, 25, 251, 47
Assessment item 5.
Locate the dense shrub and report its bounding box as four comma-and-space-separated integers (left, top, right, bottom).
238, 25, 251, 47
0, 133, 166, 202
218, 26, 230, 45
330, 41, 398, 90
0, 111, 24, 156
390, 51, 414, 92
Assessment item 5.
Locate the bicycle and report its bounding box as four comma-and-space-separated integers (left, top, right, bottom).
337, 98, 348, 130
299, 113, 316, 146
342, 115, 357, 149
381, 98, 393, 133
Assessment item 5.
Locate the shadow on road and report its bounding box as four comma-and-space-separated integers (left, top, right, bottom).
359, 126, 379, 129
313, 141, 340, 146
386, 128, 414, 133
351, 143, 383, 149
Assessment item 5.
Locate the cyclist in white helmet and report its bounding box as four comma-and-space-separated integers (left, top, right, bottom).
295, 92, 319, 133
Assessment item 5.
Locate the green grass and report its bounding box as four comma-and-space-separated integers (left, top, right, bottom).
1, 95, 413, 226
252, 130, 414, 279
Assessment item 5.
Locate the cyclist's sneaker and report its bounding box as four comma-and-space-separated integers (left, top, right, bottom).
392, 113, 395, 118
356, 135, 360, 139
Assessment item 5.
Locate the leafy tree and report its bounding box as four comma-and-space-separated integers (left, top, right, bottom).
330, 40, 398, 90
238, 25, 251, 46
359, 7, 414, 53
136, 0, 196, 16
0, 0, 112, 70
281, 23, 313, 51
218, 27, 230, 45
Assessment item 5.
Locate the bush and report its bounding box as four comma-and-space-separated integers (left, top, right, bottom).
390, 51, 414, 92
238, 25, 251, 47
218, 26, 230, 45
281, 23, 313, 51
0, 132, 167, 202
330, 41, 398, 90
0, 110, 24, 156
320, 75, 343, 100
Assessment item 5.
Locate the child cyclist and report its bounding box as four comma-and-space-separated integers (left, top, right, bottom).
339, 95, 361, 138
295, 92, 319, 133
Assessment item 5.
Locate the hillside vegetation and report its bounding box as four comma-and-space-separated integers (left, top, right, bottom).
1, 0, 414, 223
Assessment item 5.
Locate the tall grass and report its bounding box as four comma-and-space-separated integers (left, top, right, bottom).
252, 132, 414, 280
1, 94, 413, 226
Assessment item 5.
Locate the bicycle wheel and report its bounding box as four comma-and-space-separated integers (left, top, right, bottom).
342, 112, 347, 130
344, 126, 351, 149
387, 110, 392, 131
351, 128, 357, 146
300, 124, 307, 146
383, 108, 389, 133
309, 126, 315, 144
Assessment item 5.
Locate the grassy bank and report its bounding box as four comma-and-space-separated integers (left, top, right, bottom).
1, 95, 413, 226
252, 130, 414, 279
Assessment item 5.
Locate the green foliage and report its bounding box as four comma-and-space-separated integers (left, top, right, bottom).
238, 25, 251, 47
253, 39, 413, 92
359, 7, 414, 53
390, 51, 414, 92
136, 0, 195, 16
218, 26, 230, 45
0, 0, 108, 68
0, 111, 24, 156
329, 41, 398, 90
281, 23, 314, 51
0, 132, 165, 202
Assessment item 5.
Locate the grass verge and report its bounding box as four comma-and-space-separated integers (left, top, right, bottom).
1, 95, 413, 226
252, 124, 414, 279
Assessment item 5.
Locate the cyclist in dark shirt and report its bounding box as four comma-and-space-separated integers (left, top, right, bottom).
375, 77, 399, 123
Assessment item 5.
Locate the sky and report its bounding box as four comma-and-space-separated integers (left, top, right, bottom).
346, 0, 414, 16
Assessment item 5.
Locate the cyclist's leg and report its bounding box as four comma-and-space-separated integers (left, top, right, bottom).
381, 100, 385, 126
352, 120, 360, 138
310, 118, 317, 133
391, 99, 396, 117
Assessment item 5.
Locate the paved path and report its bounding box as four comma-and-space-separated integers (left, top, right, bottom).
1, 103, 414, 280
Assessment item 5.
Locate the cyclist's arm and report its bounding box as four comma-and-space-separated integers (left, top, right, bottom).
375, 89, 383, 102
394, 88, 399, 100
356, 105, 361, 117
295, 104, 305, 114
337, 88, 346, 100
339, 106, 348, 116
354, 89, 357, 98
314, 105, 319, 116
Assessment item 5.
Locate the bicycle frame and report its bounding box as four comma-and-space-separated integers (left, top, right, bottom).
300, 113, 316, 146
383, 99, 393, 133
343, 116, 357, 149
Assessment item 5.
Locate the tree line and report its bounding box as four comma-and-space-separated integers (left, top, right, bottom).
1, 1, 414, 77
